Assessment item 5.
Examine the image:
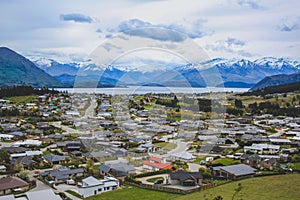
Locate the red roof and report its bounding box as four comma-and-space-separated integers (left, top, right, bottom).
143, 161, 172, 170
149, 156, 163, 163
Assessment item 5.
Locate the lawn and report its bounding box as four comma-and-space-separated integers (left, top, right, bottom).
6, 95, 36, 104
155, 142, 177, 153
212, 158, 240, 166
84, 184, 181, 200
146, 176, 165, 183
176, 174, 300, 200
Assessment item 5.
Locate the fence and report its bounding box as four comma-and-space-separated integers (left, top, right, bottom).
125, 182, 216, 195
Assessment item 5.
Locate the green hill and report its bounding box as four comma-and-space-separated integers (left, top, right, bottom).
177, 174, 300, 200
84, 174, 299, 200
0, 47, 61, 87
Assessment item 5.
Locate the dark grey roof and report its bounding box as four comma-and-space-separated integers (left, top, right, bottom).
44, 154, 65, 162
170, 170, 202, 181
219, 164, 256, 176
40, 168, 85, 180
13, 156, 35, 166
99, 164, 111, 173
109, 162, 135, 177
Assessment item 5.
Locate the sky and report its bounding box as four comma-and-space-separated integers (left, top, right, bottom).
1, 0, 300, 65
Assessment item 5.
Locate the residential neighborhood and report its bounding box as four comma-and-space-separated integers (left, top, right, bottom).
0, 90, 299, 200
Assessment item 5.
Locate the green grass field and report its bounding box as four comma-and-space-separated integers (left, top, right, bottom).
85, 184, 182, 200
177, 174, 300, 200
85, 174, 300, 200
212, 158, 241, 166
6, 95, 36, 104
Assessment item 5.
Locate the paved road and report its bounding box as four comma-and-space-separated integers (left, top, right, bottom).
30, 179, 51, 192
50, 121, 79, 135
167, 139, 189, 155
84, 98, 97, 118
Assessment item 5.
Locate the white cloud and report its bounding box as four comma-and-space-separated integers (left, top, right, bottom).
0, 0, 300, 62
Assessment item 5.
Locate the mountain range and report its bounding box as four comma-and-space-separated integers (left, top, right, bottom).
33, 56, 300, 88
1, 46, 300, 89
250, 72, 300, 91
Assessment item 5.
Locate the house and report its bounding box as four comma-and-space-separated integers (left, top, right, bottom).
106, 147, 128, 157
240, 154, 261, 168
269, 138, 291, 145
1, 147, 27, 154
57, 141, 82, 151
44, 154, 66, 165
244, 143, 280, 154
168, 170, 202, 186
13, 139, 42, 147
99, 163, 135, 178
171, 151, 196, 162
0, 176, 29, 195
78, 176, 119, 198
40, 168, 85, 184
83, 150, 114, 161
0, 165, 7, 172
0, 134, 15, 141
12, 156, 36, 169
216, 138, 235, 145
26, 189, 62, 200
142, 156, 172, 171
136, 142, 162, 153
212, 164, 256, 180
11, 150, 42, 157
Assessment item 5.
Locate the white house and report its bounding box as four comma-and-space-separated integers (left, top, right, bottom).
78, 176, 119, 198
0, 134, 14, 140
244, 144, 280, 154
171, 151, 196, 162
13, 139, 42, 147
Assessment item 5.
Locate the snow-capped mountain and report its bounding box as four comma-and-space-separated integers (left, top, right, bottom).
34, 58, 80, 76
33, 57, 300, 88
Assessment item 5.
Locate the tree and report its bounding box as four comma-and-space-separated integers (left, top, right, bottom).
0, 150, 10, 164
85, 158, 95, 173
234, 99, 243, 109
18, 169, 29, 182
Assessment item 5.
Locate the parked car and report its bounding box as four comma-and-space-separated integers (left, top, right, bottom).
154, 179, 164, 185
66, 179, 75, 185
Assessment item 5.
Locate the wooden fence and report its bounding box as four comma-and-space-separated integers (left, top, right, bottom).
125, 182, 216, 194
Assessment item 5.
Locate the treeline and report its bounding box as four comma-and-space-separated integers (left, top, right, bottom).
156, 96, 180, 108
243, 81, 300, 96
248, 101, 300, 117
0, 85, 60, 98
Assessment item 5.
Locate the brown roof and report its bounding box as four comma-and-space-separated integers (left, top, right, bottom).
0, 176, 29, 190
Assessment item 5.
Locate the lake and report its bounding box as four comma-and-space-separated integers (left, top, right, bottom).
57, 86, 249, 95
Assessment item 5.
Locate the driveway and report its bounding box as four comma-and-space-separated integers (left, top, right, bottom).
55, 184, 82, 200
188, 163, 201, 172
137, 174, 169, 185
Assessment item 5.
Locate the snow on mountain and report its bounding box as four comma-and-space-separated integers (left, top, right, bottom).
32, 56, 300, 88
34, 58, 53, 67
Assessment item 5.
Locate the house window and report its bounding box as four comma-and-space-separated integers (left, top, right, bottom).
98, 188, 102, 192
94, 190, 97, 195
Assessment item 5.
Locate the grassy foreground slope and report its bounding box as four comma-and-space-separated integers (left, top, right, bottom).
85, 174, 299, 200
177, 174, 300, 200
85, 184, 181, 200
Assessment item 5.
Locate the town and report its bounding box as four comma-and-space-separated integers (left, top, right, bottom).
0, 86, 299, 200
